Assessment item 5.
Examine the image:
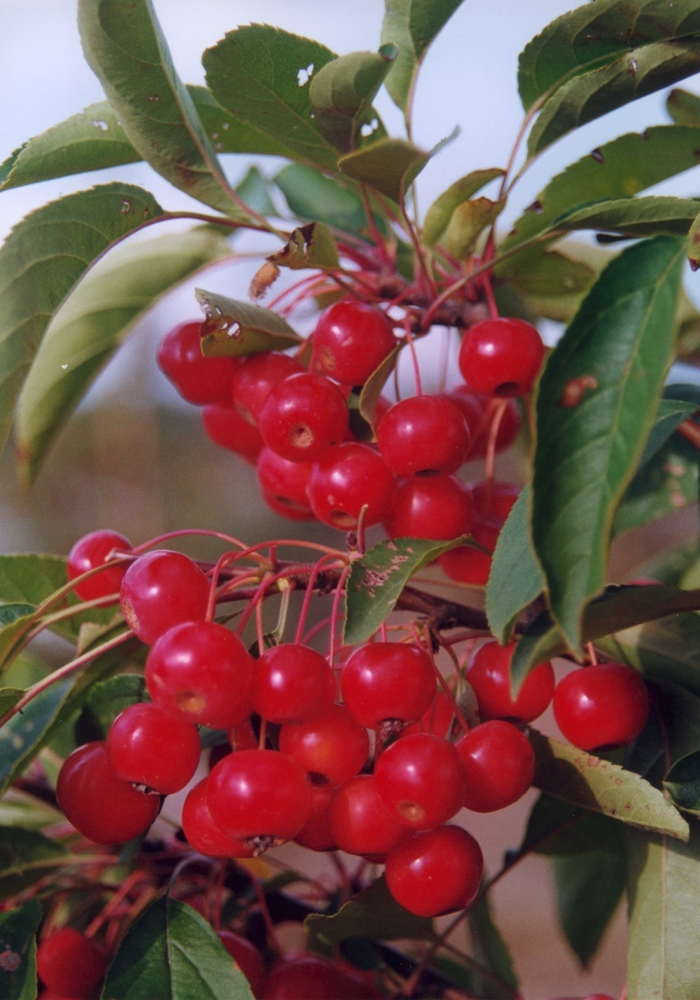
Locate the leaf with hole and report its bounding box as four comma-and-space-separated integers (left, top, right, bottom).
196, 290, 302, 357
267, 222, 340, 271
532, 236, 686, 655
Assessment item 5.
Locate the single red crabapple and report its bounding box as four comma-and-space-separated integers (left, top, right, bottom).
258, 372, 349, 461
306, 442, 397, 530
340, 641, 436, 734
383, 476, 474, 541
231, 350, 305, 424
376, 395, 470, 476
217, 931, 266, 999
293, 783, 337, 851
456, 720, 535, 812
157, 320, 238, 405
251, 643, 336, 723
146, 620, 253, 730
120, 549, 210, 646
329, 774, 410, 858
202, 403, 264, 464
278, 704, 370, 786
181, 778, 256, 858
37, 927, 106, 1000
447, 386, 521, 458
263, 955, 343, 1000
57, 742, 160, 845
312, 299, 397, 385
208, 749, 312, 850
467, 640, 555, 722
553, 662, 650, 750
385, 825, 483, 917
106, 701, 201, 794
458, 317, 545, 397
375, 733, 467, 829
67, 529, 133, 602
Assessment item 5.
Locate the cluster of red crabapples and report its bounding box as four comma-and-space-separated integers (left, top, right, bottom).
156, 300, 547, 583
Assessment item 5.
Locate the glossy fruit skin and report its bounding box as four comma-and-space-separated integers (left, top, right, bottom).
403, 690, 454, 738
313, 300, 397, 385
456, 720, 535, 812
67, 529, 133, 602
208, 749, 312, 843
329, 774, 410, 857
157, 320, 238, 405
202, 403, 264, 464
256, 447, 313, 511
181, 778, 255, 858
57, 742, 160, 845
553, 663, 650, 750
376, 396, 470, 476
375, 733, 467, 829
447, 387, 521, 458
385, 825, 484, 917
340, 642, 436, 731
146, 621, 253, 730
458, 317, 545, 397
306, 442, 397, 530
278, 704, 370, 786
106, 701, 201, 794
231, 351, 305, 424
120, 550, 210, 646
384, 476, 474, 541
217, 931, 266, 999
439, 517, 503, 587
37, 927, 106, 1000
258, 373, 349, 462
263, 955, 343, 1000
293, 783, 337, 852
467, 640, 555, 723
251, 643, 336, 723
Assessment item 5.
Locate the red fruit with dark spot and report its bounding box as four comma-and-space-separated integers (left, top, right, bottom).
258, 372, 349, 461
375, 733, 467, 829
279, 704, 370, 786
307, 442, 397, 530
341, 642, 436, 732
458, 317, 545, 397
376, 395, 470, 476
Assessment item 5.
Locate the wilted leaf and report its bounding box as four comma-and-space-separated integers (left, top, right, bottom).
338, 138, 429, 203
267, 222, 340, 270
423, 168, 504, 248
443, 197, 504, 260
309, 46, 395, 152
196, 290, 302, 357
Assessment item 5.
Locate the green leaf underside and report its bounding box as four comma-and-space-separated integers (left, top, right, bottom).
14, 228, 233, 481
627, 825, 700, 998
196, 290, 302, 357
203, 25, 341, 172
338, 138, 429, 203
305, 876, 434, 949
528, 729, 689, 840
275, 164, 375, 235
0, 898, 41, 999
668, 85, 700, 126
267, 222, 340, 270
0, 830, 68, 901
554, 195, 700, 239
308, 47, 395, 153
504, 125, 700, 255
518, 0, 700, 112
467, 894, 519, 996
380, 0, 467, 112
0, 183, 163, 457
78, 0, 240, 218
486, 486, 545, 645
443, 197, 504, 260
528, 37, 700, 157
423, 168, 504, 247
532, 236, 686, 655
103, 894, 255, 999
343, 536, 467, 645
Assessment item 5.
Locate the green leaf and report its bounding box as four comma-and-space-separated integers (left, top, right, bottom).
14, 228, 233, 481
0, 829, 68, 901
338, 138, 429, 203
102, 894, 254, 999
528, 728, 689, 840
442, 197, 505, 261
275, 164, 373, 235
196, 290, 302, 357
518, 0, 700, 112
234, 167, 276, 217
83, 673, 146, 738
344, 536, 467, 645
309, 47, 396, 153
599, 615, 700, 699
615, 432, 699, 537
358, 345, 402, 431
267, 222, 340, 271
663, 750, 700, 815
503, 125, 700, 254
638, 395, 699, 467
423, 168, 504, 248
203, 25, 340, 172
532, 236, 686, 655
495, 243, 597, 314
486, 486, 545, 645
0, 688, 25, 720
305, 876, 434, 949
0, 183, 163, 456
627, 824, 700, 999
0, 899, 41, 999
0, 101, 140, 192
667, 85, 700, 125
554, 195, 700, 240
467, 893, 519, 998
380, 0, 466, 112
0, 789, 63, 831
78, 0, 240, 218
